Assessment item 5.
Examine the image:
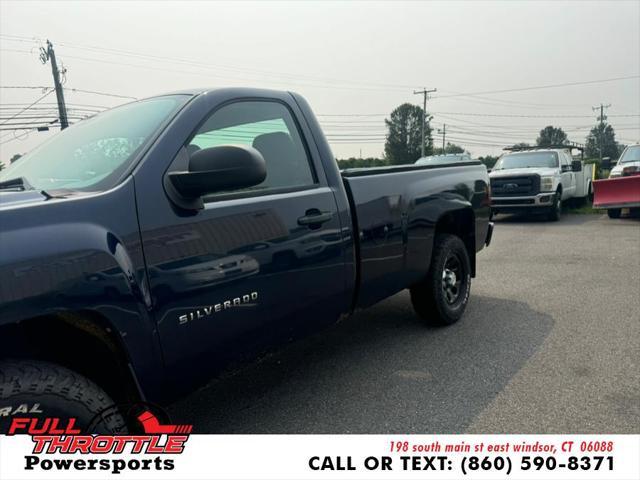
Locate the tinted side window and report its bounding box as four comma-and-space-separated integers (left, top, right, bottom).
188, 101, 316, 193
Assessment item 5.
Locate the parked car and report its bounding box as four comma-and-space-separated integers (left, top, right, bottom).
489, 146, 593, 221
0, 88, 493, 432
593, 144, 640, 218
609, 144, 640, 178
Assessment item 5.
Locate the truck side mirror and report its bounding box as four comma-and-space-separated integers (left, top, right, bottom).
166, 145, 267, 209
571, 160, 582, 172
601, 158, 612, 170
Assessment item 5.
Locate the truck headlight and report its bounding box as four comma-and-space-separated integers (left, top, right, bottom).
540, 176, 554, 191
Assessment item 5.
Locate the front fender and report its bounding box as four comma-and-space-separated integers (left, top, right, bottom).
0, 178, 164, 400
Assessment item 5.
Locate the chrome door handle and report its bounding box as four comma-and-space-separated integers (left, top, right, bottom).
297, 210, 333, 226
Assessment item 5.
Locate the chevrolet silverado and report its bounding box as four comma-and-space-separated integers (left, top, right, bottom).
0, 88, 493, 432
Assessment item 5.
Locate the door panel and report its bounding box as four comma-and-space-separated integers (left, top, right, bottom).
144, 188, 344, 374
135, 96, 347, 386
561, 153, 575, 198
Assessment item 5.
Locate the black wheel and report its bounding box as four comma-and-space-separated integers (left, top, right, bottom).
607, 208, 621, 219
0, 360, 126, 434
410, 234, 471, 326
548, 191, 562, 221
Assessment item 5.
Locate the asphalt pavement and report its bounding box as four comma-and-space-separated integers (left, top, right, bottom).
170, 213, 640, 433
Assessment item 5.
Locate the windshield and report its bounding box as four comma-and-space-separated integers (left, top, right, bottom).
619, 145, 640, 163
494, 152, 558, 170
0, 95, 188, 192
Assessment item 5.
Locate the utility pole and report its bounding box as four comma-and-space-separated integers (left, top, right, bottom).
438, 123, 446, 153
40, 40, 68, 129
591, 103, 611, 162
413, 88, 437, 158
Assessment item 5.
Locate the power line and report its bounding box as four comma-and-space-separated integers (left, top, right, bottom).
0, 115, 82, 120
0, 48, 33, 54
0, 102, 107, 109
431, 111, 639, 118
0, 118, 59, 130
42, 36, 421, 92
431, 75, 640, 99
436, 89, 592, 109
0, 35, 440, 94
2, 33, 638, 103
438, 124, 446, 151
0, 86, 51, 90
591, 103, 612, 162
316, 113, 386, 117
65, 88, 138, 100
39, 40, 69, 129
414, 88, 437, 157
0, 89, 53, 126
0, 127, 43, 145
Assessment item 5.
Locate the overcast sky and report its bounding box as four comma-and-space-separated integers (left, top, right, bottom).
1, 0, 639, 164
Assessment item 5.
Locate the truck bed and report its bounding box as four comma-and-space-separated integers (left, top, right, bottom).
341, 162, 491, 309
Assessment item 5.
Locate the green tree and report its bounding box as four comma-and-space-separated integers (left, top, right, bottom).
433, 142, 466, 155
585, 123, 620, 160
510, 142, 531, 150
478, 155, 499, 170
384, 103, 432, 165
536, 126, 568, 147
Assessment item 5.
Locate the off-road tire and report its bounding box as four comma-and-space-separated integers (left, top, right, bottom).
410, 234, 471, 326
607, 208, 621, 219
0, 360, 126, 434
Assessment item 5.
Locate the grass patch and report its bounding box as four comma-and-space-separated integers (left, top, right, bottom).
566, 201, 604, 215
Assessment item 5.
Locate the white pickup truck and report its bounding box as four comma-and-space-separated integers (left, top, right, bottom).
609, 144, 640, 178
489, 146, 593, 221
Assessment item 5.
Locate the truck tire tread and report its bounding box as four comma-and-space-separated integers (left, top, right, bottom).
410, 234, 471, 326
548, 191, 562, 221
607, 208, 621, 219
0, 360, 126, 433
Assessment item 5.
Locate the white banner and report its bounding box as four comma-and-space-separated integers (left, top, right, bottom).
1, 434, 638, 480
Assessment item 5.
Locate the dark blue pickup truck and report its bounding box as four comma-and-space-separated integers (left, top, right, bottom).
0, 88, 492, 431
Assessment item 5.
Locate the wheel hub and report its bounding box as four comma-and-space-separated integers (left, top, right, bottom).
443, 269, 457, 287
442, 254, 462, 304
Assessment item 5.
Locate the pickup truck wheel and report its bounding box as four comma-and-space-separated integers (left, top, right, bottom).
410, 234, 471, 326
548, 192, 562, 221
607, 208, 621, 219
0, 360, 126, 434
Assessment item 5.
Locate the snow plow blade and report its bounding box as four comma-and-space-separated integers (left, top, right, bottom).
593, 175, 640, 209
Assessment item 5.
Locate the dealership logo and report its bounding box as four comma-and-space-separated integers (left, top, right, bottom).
6, 404, 193, 474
